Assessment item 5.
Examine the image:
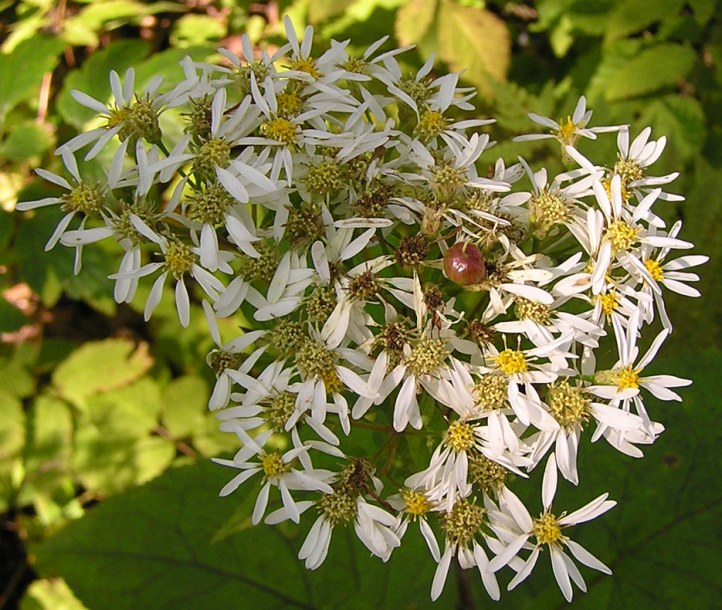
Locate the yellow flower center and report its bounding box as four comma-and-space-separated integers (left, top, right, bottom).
402, 489, 432, 517
496, 348, 528, 375
261, 452, 288, 479
605, 220, 638, 252
615, 365, 640, 390
414, 109, 447, 141
288, 58, 320, 79
260, 117, 298, 146
598, 292, 619, 317
645, 259, 664, 282
533, 512, 562, 545
445, 421, 476, 452
557, 116, 577, 145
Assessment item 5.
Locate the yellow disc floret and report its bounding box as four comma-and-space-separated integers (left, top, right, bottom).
496, 348, 528, 376
533, 512, 563, 545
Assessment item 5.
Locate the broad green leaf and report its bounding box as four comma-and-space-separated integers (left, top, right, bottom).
0, 296, 29, 332
308, 0, 357, 23
604, 0, 684, 43
73, 431, 175, 495
18, 395, 74, 507
437, 0, 511, 97
170, 14, 227, 47
15, 206, 73, 306
52, 339, 153, 409
638, 94, 706, 161
0, 387, 24, 511
394, 0, 437, 46
34, 460, 457, 610
0, 36, 63, 116
70, 378, 174, 493
63, 1, 184, 47
688, 0, 718, 24
1, 122, 53, 162
604, 43, 696, 101
57, 40, 151, 128
0, 386, 24, 457
0, 354, 35, 398
83, 377, 163, 435
0, 207, 12, 252
161, 375, 209, 438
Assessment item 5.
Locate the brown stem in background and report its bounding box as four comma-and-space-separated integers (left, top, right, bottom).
36, 71, 52, 124
454, 557, 475, 610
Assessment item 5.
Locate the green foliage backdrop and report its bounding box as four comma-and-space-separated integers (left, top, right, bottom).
0, 1, 720, 608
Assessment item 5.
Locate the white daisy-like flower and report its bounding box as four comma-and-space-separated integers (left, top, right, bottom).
588, 310, 691, 427
430, 496, 500, 601
57, 66, 193, 160
112, 214, 224, 327
488, 454, 615, 602
514, 95, 619, 149
213, 429, 334, 525
614, 125, 684, 201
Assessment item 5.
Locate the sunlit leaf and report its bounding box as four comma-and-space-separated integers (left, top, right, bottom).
18, 395, 74, 506
604, 0, 684, 43
170, 14, 227, 47
437, 0, 510, 97
52, 339, 153, 410
1, 122, 54, 162
308, 0, 356, 23
395, 0, 437, 46
603, 43, 696, 101
0, 386, 24, 512
0, 36, 63, 116
20, 577, 89, 610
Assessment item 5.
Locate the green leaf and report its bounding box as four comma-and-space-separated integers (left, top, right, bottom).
62, 1, 184, 47
0, 386, 24, 511
638, 94, 706, 161
0, 36, 63, 116
57, 40, 151, 128
52, 339, 153, 410
394, 0, 437, 46
161, 375, 209, 439
15, 206, 73, 306
604, 43, 696, 101
308, 0, 357, 23
1, 122, 53, 162
0, 296, 29, 332
0, 386, 24, 458
0, 354, 36, 398
19, 395, 74, 506
688, 0, 718, 24
0, 207, 12, 252
604, 0, 685, 43
71, 378, 174, 494
437, 0, 511, 97
34, 460, 457, 610
170, 14, 227, 47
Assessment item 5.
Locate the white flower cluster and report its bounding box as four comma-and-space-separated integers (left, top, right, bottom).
18, 19, 707, 602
